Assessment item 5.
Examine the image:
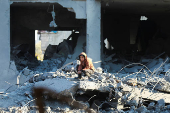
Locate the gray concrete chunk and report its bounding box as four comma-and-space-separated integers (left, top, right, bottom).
34, 78, 78, 97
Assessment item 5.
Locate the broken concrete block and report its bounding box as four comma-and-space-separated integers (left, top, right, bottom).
96, 67, 103, 73
33, 75, 42, 82
122, 92, 138, 106
52, 73, 58, 78
148, 102, 155, 110
70, 72, 77, 78
122, 85, 132, 92
52, 66, 58, 72
117, 81, 124, 88
0, 89, 5, 94
79, 81, 109, 92
115, 90, 123, 99
43, 72, 55, 79
157, 99, 165, 109
154, 81, 170, 93
123, 78, 137, 86
98, 75, 106, 82
127, 93, 137, 101
20, 101, 25, 106
34, 78, 78, 97
136, 106, 148, 113
116, 109, 125, 113
166, 105, 170, 110
43, 45, 57, 60
68, 55, 72, 59
130, 106, 135, 110
46, 107, 51, 113
129, 97, 139, 107
105, 73, 111, 78
109, 78, 117, 84
0, 67, 19, 92
19, 74, 28, 85
122, 93, 130, 103
30, 71, 34, 75
55, 71, 61, 76
35, 71, 39, 74
65, 65, 74, 72
24, 68, 30, 76
56, 59, 62, 64
110, 74, 116, 79
24, 91, 30, 96
6, 85, 18, 93
9, 61, 19, 75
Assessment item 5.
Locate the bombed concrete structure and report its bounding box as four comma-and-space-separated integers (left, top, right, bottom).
1, 0, 170, 74
0, 0, 170, 85
2, 0, 170, 112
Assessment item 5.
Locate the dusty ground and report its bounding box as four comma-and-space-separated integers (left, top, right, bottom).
1, 54, 170, 113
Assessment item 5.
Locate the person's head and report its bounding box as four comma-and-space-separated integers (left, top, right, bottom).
79, 55, 85, 62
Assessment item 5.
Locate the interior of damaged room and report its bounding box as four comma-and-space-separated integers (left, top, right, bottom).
1, 0, 170, 113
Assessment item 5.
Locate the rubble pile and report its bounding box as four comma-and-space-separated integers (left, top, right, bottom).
11, 39, 72, 72
12, 53, 67, 73
1, 55, 170, 112
35, 57, 66, 72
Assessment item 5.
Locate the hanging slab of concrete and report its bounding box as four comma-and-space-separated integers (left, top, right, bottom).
34, 78, 78, 97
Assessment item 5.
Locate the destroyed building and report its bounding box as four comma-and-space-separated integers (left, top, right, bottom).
1, 0, 170, 112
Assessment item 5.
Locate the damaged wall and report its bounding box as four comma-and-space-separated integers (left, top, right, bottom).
10, 0, 87, 19
10, 3, 83, 57
40, 31, 72, 52
0, 1, 10, 76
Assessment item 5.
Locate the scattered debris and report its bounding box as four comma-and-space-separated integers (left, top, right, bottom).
1, 55, 170, 112
24, 68, 30, 76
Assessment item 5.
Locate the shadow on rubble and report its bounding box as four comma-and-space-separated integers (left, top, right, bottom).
75, 90, 113, 111
11, 44, 40, 71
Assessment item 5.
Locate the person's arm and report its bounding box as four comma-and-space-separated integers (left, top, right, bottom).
83, 60, 90, 70
77, 65, 82, 74
78, 64, 82, 71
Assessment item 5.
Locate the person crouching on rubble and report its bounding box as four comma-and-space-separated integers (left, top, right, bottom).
77, 52, 95, 79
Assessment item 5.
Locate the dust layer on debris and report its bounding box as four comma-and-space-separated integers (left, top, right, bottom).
2, 53, 170, 113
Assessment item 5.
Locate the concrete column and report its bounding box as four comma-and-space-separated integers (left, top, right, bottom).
86, 0, 101, 68
0, 1, 10, 76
